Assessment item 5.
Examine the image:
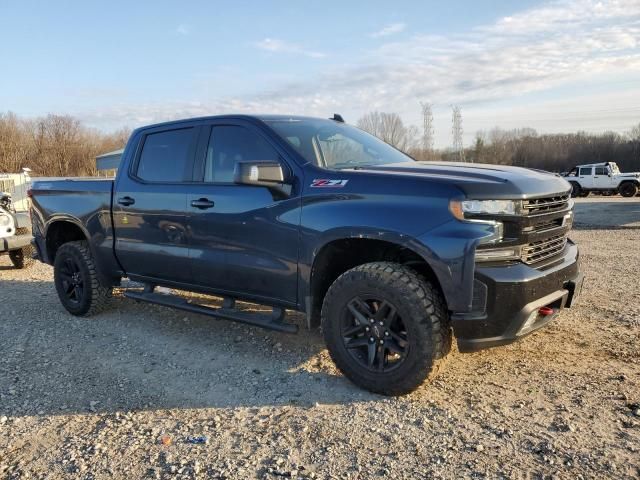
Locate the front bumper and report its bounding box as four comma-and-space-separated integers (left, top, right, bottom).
1, 232, 32, 253
453, 240, 582, 352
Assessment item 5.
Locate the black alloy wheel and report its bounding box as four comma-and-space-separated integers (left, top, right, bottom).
341, 296, 408, 373
58, 255, 85, 305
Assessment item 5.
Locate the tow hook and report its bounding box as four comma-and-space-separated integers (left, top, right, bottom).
538, 306, 555, 316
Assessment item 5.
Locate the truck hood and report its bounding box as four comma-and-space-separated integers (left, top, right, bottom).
355, 161, 572, 199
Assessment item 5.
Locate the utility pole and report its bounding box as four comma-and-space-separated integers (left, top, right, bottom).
420, 102, 434, 158
451, 105, 465, 162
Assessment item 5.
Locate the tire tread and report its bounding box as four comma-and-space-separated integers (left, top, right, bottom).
321, 261, 451, 395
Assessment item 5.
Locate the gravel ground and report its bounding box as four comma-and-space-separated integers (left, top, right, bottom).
0, 197, 639, 479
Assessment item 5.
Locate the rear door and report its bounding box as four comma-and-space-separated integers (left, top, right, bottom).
185, 120, 301, 305
113, 124, 200, 283
592, 166, 609, 189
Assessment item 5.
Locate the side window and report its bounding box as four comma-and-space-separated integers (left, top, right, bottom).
136, 128, 194, 182
579, 167, 592, 176
595, 167, 607, 175
204, 126, 279, 183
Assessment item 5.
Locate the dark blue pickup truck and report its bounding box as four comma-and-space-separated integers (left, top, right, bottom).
30, 114, 583, 395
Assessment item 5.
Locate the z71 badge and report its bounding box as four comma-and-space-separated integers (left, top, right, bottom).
310, 179, 349, 188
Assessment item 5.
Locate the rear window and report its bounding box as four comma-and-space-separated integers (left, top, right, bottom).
136, 128, 194, 182
595, 167, 608, 175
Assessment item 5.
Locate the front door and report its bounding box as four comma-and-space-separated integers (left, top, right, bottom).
186, 122, 300, 305
578, 166, 594, 189
113, 125, 200, 284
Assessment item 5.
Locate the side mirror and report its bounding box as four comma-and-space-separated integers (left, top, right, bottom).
234, 161, 292, 197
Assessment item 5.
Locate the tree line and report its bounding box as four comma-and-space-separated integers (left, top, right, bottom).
357, 111, 640, 172
1, 110, 639, 176
0, 112, 129, 176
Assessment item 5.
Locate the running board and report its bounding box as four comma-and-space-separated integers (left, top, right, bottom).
124, 290, 298, 334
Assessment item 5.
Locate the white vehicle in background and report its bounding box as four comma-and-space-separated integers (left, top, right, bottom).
0, 191, 34, 268
563, 162, 640, 198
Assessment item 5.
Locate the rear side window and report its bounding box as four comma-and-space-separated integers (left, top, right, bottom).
595, 167, 608, 175
136, 128, 194, 182
204, 126, 279, 183
579, 167, 592, 176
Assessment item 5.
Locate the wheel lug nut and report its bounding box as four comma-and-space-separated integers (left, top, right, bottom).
370, 319, 374, 323
379, 321, 383, 326
384, 331, 389, 336
365, 327, 370, 332
379, 340, 384, 345
369, 337, 375, 342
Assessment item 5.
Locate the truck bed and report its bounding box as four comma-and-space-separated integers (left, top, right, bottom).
30, 178, 117, 275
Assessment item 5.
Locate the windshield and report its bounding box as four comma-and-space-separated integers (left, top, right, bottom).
265, 118, 414, 169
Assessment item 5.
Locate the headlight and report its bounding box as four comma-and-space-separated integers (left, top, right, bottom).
0, 214, 11, 226
475, 246, 521, 262
461, 199, 517, 216
450, 199, 519, 220
449, 200, 511, 244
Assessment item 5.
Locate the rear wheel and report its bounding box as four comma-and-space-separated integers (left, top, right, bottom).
321, 262, 451, 396
53, 240, 112, 316
619, 182, 638, 198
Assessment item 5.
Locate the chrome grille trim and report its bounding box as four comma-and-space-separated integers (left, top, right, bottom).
522, 193, 570, 215
521, 234, 568, 264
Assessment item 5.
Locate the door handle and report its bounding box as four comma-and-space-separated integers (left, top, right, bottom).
190, 198, 215, 209
117, 196, 135, 206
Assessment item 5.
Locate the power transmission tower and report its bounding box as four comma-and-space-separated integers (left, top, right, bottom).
451, 105, 466, 162
420, 102, 434, 158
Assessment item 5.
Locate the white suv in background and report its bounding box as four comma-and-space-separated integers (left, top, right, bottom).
563, 162, 640, 197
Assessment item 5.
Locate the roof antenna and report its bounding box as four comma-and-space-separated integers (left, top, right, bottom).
331, 113, 345, 123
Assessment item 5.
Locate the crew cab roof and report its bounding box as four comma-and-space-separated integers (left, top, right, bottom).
132, 114, 335, 132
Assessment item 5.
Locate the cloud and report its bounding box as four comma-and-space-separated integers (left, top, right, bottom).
80, 1, 640, 146
176, 24, 190, 36
254, 38, 326, 58
370, 22, 406, 38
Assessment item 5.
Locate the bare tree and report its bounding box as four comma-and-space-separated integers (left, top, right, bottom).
0, 111, 130, 176
357, 111, 417, 152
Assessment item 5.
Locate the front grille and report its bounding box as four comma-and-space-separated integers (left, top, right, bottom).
522, 193, 570, 215
523, 217, 564, 233
521, 234, 568, 264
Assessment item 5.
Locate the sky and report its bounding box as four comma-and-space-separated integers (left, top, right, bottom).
1, 0, 639, 148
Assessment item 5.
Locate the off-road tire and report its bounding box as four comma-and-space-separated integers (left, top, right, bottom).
619, 182, 638, 198
53, 240, 112, 316
321, 262, 451, 396
9, 245, 34, 269
570, 182, 581, 198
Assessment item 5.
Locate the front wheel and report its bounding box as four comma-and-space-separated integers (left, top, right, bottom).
570, 182, 582, 198
53, 240, 112, 316
321, 262, 451, 396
